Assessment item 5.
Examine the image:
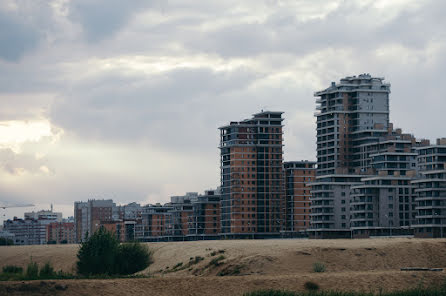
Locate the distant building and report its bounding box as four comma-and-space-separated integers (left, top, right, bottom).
166, 194, 195, 239
4, 206, 63, 245
140, 204, 172, 239
117, 202, 142, 220
310, 74, 422, 238
412, 139, 446, 238
4, 217, 48, 245
74, 199, 116, 242
219, 111, 285, 237
25, 206, 62, 222
46, 222, 75, 244
188, 189, 221, 238
284, 161, 316, 233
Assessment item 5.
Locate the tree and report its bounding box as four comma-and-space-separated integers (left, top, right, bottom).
116, 242, 153, 275
76, 227, 152, 276
76, 227, 119, 276
0, 237, 14, 245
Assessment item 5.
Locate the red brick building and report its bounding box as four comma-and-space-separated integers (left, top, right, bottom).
284, 161, 316, 233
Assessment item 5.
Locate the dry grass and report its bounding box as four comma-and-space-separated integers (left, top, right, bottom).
1, 238, 446, 295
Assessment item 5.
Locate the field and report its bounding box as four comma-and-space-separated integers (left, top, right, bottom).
1, 238, 446, 295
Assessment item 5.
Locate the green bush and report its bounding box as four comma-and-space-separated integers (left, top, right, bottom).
77, 227, 152, 276
77, 227, 120, 276
39, 262, 55, 278
0, 237, 14, 245
116, 242, 153, 275
304, 281, 319, 291
2, 265, 23, 274
25, 261, 39, 279
313, 262, 326, 273
190, 256, 204, 264
208, 255, 225, 267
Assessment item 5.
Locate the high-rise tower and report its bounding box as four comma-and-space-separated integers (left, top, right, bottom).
219, 111, 285, 237
314, 74, 390, 176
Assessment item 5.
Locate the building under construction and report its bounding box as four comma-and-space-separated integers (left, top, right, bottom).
219, 111, 285, 237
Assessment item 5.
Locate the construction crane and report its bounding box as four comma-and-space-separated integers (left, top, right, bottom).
0, 203, 35, 210
0, 203, 35, 218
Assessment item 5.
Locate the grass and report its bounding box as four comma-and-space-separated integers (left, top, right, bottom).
0, 261, 152, 281
217, 264, 244, 276
313, 262, 326, 273
208, 255, 226, 267
163, 256, 205, 274
2, 265, 23, 274
210, 249, 226, 256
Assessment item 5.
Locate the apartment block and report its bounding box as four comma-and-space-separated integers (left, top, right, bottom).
166, 194, 196, 239
3, 217, 48, 245
311, 74, 424, 238
187, 189, 221, 238
46, 222, 75, 244
315, 74, 390, 176
350, 131, 419, 237
140, 204, 172, 239
74, 199, 116, 242
284, 161, 316, 233
219, 111, 285, 237
4, 207, 64, 245
309, 175, 363, 238
137, 189, 221, 241
412, 139, 446, 238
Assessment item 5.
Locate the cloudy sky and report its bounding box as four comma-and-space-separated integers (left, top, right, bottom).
1, 0, 445, 220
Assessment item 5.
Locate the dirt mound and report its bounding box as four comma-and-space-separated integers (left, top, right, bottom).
1, 238, 446, 295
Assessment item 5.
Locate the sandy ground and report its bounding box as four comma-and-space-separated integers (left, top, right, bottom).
1, 238, 446, 295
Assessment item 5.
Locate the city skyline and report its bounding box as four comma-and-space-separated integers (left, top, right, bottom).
3, 74, 446, 241
1, 1, 446, 221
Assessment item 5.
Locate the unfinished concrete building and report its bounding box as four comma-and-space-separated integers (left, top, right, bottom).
350, 132, 419, 237
310, 74, 425, 238
187, 189, 221, 239
219, 111, 285, 237
314, 74, 390, 176
284, 161, 316, 234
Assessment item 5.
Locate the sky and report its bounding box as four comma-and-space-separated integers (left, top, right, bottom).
1, 0, 446, 220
